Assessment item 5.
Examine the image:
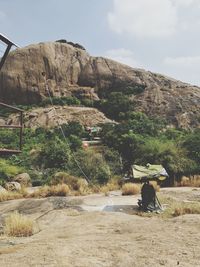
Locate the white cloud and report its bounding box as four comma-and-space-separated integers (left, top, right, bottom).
104, 48, 141, 68
108, 0, 200, 38
108, 0, 177, 38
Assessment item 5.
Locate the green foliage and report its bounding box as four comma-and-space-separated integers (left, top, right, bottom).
70, 149, 111, 184
37, 138, 71, 169
182, 129, 200, 172
100, 92, 134, 120
99, 84, 146, 98
41, 96, 80, 106
0, 159, 23, 184
0, 129, 19, 149
124, 85, 146, 95
102, 147, 122, 175
138, 138, 197, 177
56, 121, 86, 138
125, 112, 165, 136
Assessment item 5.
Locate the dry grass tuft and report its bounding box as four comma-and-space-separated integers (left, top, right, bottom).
158, 194, 200, 218
0, 188, 28, 202
31, 184, 70, 198
4, 211, 34, 237
180, 175, 200, 187
172, 203, 200, 217
122, 183, 141, 195
51, 172, 83, 190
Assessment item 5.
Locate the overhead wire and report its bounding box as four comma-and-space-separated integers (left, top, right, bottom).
44, 73, 92, 184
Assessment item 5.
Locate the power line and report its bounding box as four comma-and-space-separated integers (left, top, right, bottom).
43, 74, 91, 184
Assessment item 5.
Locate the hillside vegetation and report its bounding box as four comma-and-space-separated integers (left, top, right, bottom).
0, 41, 200, 188
0, 109, 199, 187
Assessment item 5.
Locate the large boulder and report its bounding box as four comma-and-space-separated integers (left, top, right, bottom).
0, 41, 200, 128
13, 173, 31, 187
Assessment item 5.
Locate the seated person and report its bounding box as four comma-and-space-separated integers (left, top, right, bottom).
139, 179, 156, 211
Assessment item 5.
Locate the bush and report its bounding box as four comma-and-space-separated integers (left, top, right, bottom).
37, 138, 71, 169
70, 150, 111, 184
0, 159, 23, 184
180, 175, 200, 187
31, 184, 70, 198
122, 183, 141, 195
41, 96, 80, 106
100, 92, 133, 120
4, 211, 34, 237
51, 172, 80, 190
172, 203, 200, 217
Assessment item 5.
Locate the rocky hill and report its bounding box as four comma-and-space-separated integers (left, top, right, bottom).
0, 41, 200, 128
6, 106, 113, 128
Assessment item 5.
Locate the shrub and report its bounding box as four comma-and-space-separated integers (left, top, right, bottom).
0, 159, 23, 185
37, 138, 71, 169
70, 149, 111, 184
4, 211, 34, 237
122, 183, 141, 195
180, 175, 200, 187
0, 188, 28, 202
51, 172, 80, 190
172, 203, 200, 217
31, 184, 70, 198
0, 191, 22, 202
100, 92, 133, 120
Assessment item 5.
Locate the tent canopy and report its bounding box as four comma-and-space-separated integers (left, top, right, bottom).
132, 164, 168, 180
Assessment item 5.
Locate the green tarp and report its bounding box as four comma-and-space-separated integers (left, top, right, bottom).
132, 164, 168, 180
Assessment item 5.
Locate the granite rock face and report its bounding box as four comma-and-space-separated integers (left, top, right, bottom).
0, 41, 200, 128
8, 106, 113, 128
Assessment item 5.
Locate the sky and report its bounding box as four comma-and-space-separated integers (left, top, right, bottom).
1, 0, 200, 86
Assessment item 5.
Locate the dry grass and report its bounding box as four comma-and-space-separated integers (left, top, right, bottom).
100, 178, 121, 196
180, 175, 200, 187
172, 203, 200, 217
0, 188, 28, 202
122, 183, 141, 195
4, 211, 34, 237
51, 172, 83, 190
158, 194, 200, 218
30, 184, 70, 198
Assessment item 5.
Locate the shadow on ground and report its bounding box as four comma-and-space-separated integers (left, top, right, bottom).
103, 205, 139, 215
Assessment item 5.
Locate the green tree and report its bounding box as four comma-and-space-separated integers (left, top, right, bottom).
37, 138, 71, 169
101, 92, 133, 120
70, 149, 111, 184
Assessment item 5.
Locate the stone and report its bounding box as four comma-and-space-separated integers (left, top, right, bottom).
5, 182, 21, 191
0, 41, 200, 129
13, 173, 31, 187
0, 185, 7, 193
8, 106, 113, 128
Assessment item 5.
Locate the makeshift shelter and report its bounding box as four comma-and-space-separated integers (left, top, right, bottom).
131, 164, 168, 181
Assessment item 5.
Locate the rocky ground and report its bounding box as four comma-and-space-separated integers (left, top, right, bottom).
0, 187, 199, 267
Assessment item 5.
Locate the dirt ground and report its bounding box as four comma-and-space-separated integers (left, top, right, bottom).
0, 187, 199, 267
